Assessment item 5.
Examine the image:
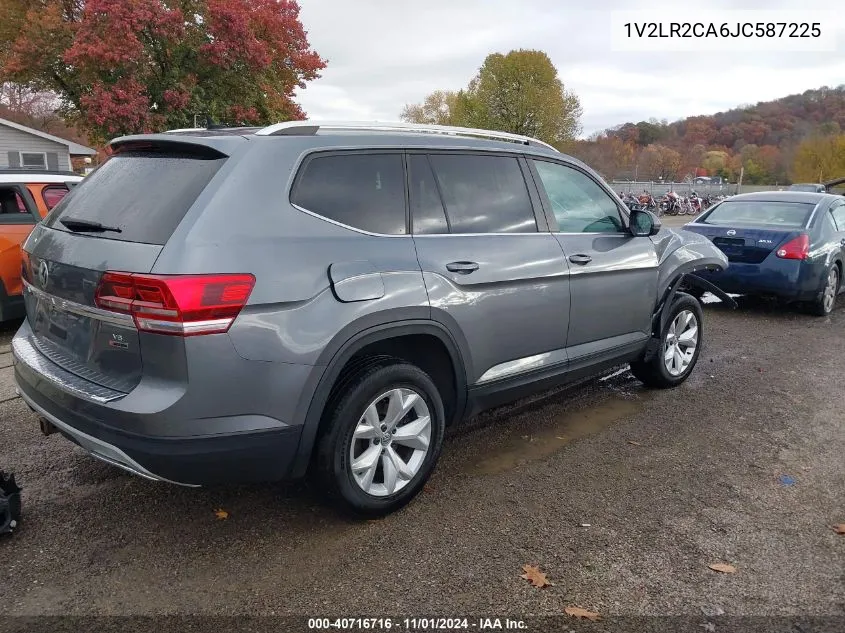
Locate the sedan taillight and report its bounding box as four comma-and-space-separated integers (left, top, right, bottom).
775, 234, 809, 260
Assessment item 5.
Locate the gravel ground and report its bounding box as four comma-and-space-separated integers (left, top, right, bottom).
0, 288, 843, 625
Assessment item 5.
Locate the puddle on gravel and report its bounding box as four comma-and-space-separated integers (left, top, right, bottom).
466, 395, 644, 476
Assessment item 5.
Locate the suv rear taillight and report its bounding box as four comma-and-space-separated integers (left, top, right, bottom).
775, 234, 810, 260
95, 273, 255, 336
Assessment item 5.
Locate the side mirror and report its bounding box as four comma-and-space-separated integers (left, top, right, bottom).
629, 208, 661, 237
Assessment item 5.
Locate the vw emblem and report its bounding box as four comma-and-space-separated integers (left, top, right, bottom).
726, 230, 736, 236
37, 260, 49, 288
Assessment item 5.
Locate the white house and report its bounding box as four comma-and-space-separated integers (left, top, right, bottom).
0, 116, 96, 172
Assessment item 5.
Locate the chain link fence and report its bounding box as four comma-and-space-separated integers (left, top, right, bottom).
608, 181, 786, 196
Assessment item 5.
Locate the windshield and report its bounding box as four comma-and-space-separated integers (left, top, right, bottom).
701, 200, 815, 228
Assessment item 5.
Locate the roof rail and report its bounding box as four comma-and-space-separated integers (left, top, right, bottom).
254, 120, 559, 152
164, 127, 208, 134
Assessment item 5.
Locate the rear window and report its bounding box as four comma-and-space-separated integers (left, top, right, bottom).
702, 200, 815, 228
44, 152, 225, 244
291, 153, 406, 235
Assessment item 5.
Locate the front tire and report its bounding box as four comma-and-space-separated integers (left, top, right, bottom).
808, 265, 839, 316
630, 293, 704, 389
316, 361, 445, 516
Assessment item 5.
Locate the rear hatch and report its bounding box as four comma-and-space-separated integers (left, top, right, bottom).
21, 140, 230, 395
684, 199, 816, 264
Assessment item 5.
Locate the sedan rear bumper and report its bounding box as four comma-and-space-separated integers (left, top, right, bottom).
694, 258, 822, 301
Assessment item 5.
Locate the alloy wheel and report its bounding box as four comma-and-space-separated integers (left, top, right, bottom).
823, 268, 838, 314
348, 388, 431, 497
663, 310, 699, 377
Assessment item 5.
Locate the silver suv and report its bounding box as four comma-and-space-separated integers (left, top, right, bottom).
12, 122, 729, 515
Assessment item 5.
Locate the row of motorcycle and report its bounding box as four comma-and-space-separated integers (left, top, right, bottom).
619, 190, 729, 216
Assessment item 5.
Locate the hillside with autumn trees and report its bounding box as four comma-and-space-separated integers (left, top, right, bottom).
570, 86, 845, 185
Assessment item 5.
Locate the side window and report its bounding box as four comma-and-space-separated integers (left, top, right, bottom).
42, 185, 70, 211
291, 153, 406, 235
408, 154, 448, 234
830, 204, 845, 231
0, 186, 35, 224
428, 154, 536, 234
532, 160, 624, 233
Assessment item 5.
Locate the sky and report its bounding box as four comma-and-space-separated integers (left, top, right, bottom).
295, 0, 845, 138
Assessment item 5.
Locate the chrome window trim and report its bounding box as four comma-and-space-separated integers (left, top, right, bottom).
23, 279, 136, 329
290, 202, 412, 238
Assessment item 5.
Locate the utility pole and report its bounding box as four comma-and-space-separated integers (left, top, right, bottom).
737, 166, 744, 194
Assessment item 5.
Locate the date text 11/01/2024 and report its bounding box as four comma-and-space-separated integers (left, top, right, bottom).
307, 618, 528, 630
623, 22, 821, 38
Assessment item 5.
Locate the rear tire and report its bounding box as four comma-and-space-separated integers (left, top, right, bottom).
316, 361, 445, 516
630, 293, 703, 389
807, 265, 839, 317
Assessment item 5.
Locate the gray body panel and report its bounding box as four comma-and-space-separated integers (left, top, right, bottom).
554, 233, 657, 348
415, 233, 570, 385
13, 129, 729, 486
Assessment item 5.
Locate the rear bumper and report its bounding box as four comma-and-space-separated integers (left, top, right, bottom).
13, 330, 305, 486
694, 258, 822, 300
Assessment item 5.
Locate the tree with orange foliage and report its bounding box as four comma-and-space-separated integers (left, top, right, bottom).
0, 0, 326, 141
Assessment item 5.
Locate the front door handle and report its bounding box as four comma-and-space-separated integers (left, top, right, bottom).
568, 254, 593, 265
446, 261, 479, 274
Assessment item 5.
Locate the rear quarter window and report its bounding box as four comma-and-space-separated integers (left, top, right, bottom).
44, 152, 225, 245
290, 153, 406, 235
41, 185, 70, 211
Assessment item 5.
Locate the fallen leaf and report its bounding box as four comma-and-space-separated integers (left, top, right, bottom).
564, 606, 601, 621
627, 440, 642, 446
832, 524, 845, 535
708, 563, 737, 574
520, 564, 551, 588
213, 509, 229, 520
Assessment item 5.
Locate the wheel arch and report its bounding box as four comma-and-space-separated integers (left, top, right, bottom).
289, 320, 468, 477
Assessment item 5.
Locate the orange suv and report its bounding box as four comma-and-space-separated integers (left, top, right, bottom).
0, 169, 82, 321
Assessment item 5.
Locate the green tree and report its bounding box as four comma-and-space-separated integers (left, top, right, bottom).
401, 49, 581, 147
791, 134, 845, 182
400, 90, 459, 125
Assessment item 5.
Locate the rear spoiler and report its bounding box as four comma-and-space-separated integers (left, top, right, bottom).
108, 133, 245, 158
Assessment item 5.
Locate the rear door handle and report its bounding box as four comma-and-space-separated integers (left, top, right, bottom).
446, 261, 479, 274
568, 254, 593, 265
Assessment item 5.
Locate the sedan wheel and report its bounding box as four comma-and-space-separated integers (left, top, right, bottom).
809, 265, 839, 316
823, 267, 838, 314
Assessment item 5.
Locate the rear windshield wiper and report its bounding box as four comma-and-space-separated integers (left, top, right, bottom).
59, 217, 122, 233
